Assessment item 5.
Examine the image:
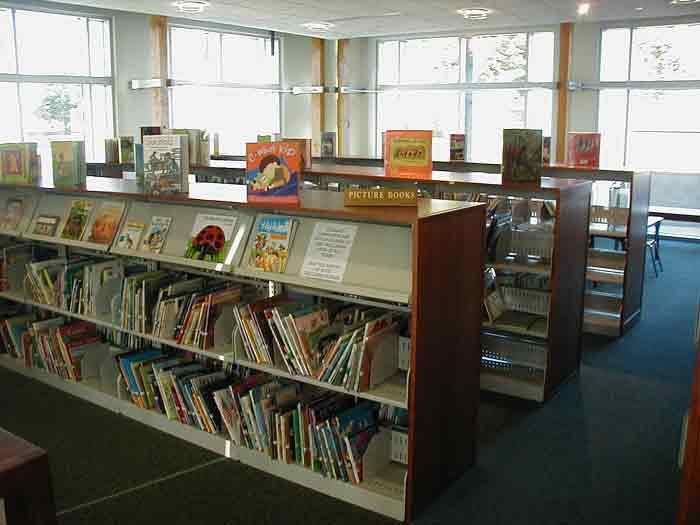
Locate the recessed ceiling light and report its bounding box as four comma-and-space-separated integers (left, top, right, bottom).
173, 0, 210, 13
577, 3, 591, 15
670, 0, 700, 4
301, 21, 336, 32
634, 6, 644, 9
457, 8, 491, 20
383, 12, 401, 16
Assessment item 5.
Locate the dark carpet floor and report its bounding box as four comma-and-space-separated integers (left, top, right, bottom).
1, 240, 697, 525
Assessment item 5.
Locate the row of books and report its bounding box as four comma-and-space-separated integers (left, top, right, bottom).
235, 297, 398, 391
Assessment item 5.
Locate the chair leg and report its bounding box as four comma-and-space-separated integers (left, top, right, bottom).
647, 244, 659, 277
655, 243, 663, 272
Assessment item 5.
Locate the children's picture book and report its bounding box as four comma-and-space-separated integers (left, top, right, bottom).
542, 136, 552, 166
60, 200, 94, 241
321, 132, 336, 159
51, 141, 86, 188
0, 143, 39, 185
116, 221, 145, 250
120, 136, 135, 164
140, 126, 162, 143
384, 130, 433, 178
104, 138, 119, 164
501, 129, 543, 185
143, 135, 189, 195
246, 142, 302, 205
283, 138, 312, 170
249, 215, 297, 273
141, 216, 172, 254
87, 201, 126, 245
33, 215, 60, 237
450, 133, 466, 161
184, 214, 238, 264
0, 199, 24, 231
483, 268, 506, 323
567, 132, 600, 168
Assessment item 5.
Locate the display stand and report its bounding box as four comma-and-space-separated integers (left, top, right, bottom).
0, 180, 485, 523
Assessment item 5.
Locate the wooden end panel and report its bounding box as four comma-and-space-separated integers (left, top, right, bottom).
546, 182, 591, 397
622, 171, 651, 330
405, 204, 485, 521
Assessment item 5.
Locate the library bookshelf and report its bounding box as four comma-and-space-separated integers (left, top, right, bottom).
545, 166, 650, 337
301, 163, 592, 403
0, 179, 485, 523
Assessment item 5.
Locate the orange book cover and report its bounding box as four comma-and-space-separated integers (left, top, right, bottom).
246, 141, 302, 205
384, 130, 433, 179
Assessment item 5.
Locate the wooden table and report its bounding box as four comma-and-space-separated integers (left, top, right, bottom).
0, 429, 57, 525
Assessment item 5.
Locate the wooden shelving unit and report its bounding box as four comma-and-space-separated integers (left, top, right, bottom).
0, 180, 485, 523
299, 163, 592, 403
546, 166, 651, 337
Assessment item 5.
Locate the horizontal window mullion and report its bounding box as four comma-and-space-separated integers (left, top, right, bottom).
377, 81, 557, 92
169, 79, 284, 91
583, 80, 700, 90
0, 73, 112, 85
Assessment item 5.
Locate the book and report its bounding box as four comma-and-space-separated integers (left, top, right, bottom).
104, 139, 119, 164
567, 132, 600, 168
0, 143, 39, 185
184, 214, 238, 264
483, 268, 506, 323
245, 141, 302, 205
116, 221, 146, 250
283, 138, 312, 170
249, 216, 297, 273
143, 135, 190, 195
0, 199, 24, 231
141, 216, 172, 254
450, 133, 466, 161
120, 136, 135, 164
32, 215, 60, 236
542, 136, 551, 165
501, 129, 543, 185
60, 200, 94, 241
384, 130, 433, 178
51, 141, 86, 188
140, 126, 162, 143
87, 201, 126, 245
321, 132, 336, 159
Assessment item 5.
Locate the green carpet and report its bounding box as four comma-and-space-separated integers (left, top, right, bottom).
0, 240, 696, 524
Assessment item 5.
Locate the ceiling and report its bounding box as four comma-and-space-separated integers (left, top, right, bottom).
46, 0, 700, 38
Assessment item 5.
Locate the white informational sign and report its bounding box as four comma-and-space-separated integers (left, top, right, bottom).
301, 222, 359, 283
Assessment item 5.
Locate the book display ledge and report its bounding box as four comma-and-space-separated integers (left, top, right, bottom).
0, 180, 486, 523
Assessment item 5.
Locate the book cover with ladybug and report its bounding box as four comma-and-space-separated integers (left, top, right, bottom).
184, 214, 238, 264
245, 141, 302, 205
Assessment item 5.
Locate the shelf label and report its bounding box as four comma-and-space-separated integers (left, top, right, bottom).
301, 222, 358, 283
344, 187, 417, 207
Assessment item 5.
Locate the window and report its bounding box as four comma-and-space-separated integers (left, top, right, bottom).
377, 32, 555, 162
598, 23, 700, 169
0, 7, 113, 168
169, 26, 280, 155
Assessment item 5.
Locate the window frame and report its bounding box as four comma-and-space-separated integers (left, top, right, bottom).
166, 22, 283, 145
374, 28, 559, 161
595, 17, 700, 167
0, 2, 116, 159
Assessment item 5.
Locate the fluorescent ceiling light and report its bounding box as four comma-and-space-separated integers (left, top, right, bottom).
301, 21, 336, 31
173, 0, 210, 13
670, 0, 700, 4
577, 3, 591, 15
456, 8, 491, 20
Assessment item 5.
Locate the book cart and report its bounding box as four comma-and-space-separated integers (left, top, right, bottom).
545, 166, 650, 337
302, 164, 592, 403
0, 179, 485, 523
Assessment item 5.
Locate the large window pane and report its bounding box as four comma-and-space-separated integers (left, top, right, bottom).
627, 90, 700, 170
399, 38, 460, 84
89, 84, 114, 162
598, 89, 628, 168
0, 9, 15, 74
377, 91, 464, 161
88, 18, 112, 78
528, 32, 554, 82
15, 11, 89, 75
525, 89, 553, 137
470, 90, 525, 162
600, 28, 631, 82
222, 34, 279, 84
0, 83, 21, 142
170, 27, 221, 82
171, 86, 279, 155
377, 40, 399, 85
469, 34, 527, 83
631, 24, 700, 81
